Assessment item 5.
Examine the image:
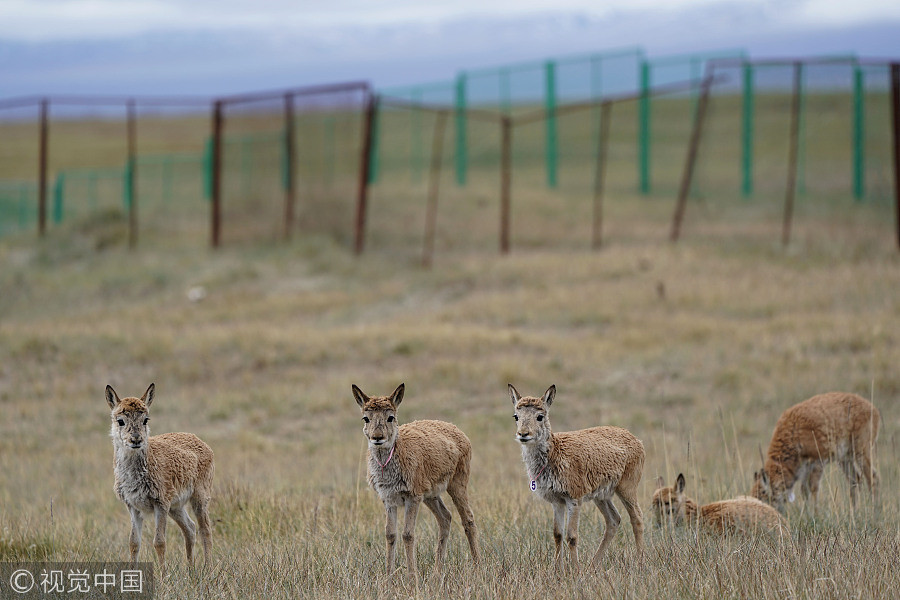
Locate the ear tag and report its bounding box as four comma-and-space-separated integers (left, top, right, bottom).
531, 480, 537, 491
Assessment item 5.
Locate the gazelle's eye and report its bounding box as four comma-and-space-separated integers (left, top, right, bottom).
116, 419, 125, 427
362, 416, 370, 423
387, 416, 395, 422
536, 415, 544, 422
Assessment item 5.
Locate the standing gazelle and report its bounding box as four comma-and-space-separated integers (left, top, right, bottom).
352, 383, 479, 582
509, 384, 644, 571
751, 392, 880, 513
106, 383, 214, 575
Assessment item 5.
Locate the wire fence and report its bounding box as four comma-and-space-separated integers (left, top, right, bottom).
0, 51, 898, 256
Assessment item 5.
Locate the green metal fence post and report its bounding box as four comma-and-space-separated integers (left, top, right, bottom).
742, 62, 755, 197
53, 173, 64, 224
853, 66, 866, 201
639, 60, 651, 194
203, 137, 213, 200
123, 160, 134, 210
545, 59, 558, 189
455, 72, 467, 186
19, 186, 29, 228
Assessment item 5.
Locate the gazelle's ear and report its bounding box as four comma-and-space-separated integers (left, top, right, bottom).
508, 383, 521, 406
655, 476, 666, 491
675, 473, 686, 494
542, 384, 556, 406
391, 383, 405, 407
352, 384, 368, 408
105, 385, 121, 410
141, 383, 155, 407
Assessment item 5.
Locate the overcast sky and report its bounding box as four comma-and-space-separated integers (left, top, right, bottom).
2, 0, 900, 40
2, 0, 899, 96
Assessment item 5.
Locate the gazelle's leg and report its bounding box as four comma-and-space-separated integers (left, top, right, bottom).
384, 504, 398, 575
153, 504, 169, 576
590, 498, 621, 568
128, 507, 143, 563
564, 500, 581, 572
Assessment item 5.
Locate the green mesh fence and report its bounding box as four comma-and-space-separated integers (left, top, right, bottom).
686, 58, 895, 246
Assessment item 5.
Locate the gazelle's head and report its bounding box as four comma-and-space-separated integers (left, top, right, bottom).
651, 473, 688, 527
352, 383, 404, 450
750, 468, 788, 512
106, 383, 154, 452
509, 384, 554, 446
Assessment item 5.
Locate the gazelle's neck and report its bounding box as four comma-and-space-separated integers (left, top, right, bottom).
113, 437, 148, 475
520, 432, 553, 478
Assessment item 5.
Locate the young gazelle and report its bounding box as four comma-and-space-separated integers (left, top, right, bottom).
652, 474, 787, 536
751, 392, 880, 513
352, 383, 479, 581
106, 383, 214, 574
509, 384, 644, 571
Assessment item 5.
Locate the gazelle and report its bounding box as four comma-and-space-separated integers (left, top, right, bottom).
509, 384, 644, 571
352, 383, 479, 582
106, 383, 214, 574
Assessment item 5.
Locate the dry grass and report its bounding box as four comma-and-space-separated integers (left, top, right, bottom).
1, 147, 899, 599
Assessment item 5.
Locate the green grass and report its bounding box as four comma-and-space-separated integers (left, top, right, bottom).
0, 91, 898, 598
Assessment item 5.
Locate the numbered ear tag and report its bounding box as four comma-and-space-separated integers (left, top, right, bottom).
531, 480, 537, 491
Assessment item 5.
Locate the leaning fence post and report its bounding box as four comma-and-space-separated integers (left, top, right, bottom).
355, 93, 378, 255
670, 75, 713, 243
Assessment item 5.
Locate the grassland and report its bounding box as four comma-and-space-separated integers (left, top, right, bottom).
0, 92, 899, 598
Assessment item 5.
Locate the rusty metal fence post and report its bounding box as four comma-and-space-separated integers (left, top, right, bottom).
354, 93, 377, 255
670, 75, 713, 243
592, 101, 612, 249
892, 62, 900, 251
422, 110, 448, 268
283, 92, 296, 241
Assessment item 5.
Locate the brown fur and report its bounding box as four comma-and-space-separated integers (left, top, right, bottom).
106, 383, 214, 575
352, 383, 479, 582
750, 392, 880, 512
510, 384, 644, 571
653, 474, 787, 537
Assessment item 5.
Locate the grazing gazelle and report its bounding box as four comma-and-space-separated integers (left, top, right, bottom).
652, 473, 787, 536
352, 383, 479, 581
509, 384, 644, 571
106, 383, 214, 574
751, 392, 880, 513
